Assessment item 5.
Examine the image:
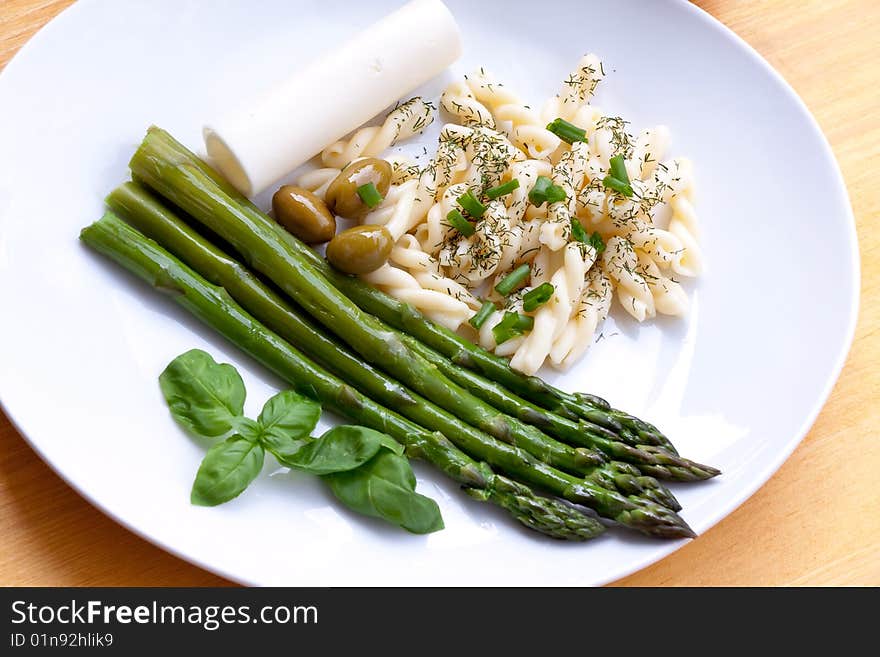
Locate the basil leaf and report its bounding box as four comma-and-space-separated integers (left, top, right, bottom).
191, 436, 264, 506
257, 390, 321, 461
365, 448, 417, 490
282, 425, 385, 474
159, 349, 245, 437
369, 477, 445, 534
233, 417, 262, 443
378, 434, 405, 456
324, 451, 444, 534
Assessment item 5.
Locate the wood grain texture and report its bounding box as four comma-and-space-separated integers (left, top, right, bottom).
0, 0, 877, 587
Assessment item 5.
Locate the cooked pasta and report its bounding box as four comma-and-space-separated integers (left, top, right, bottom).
509, 241, 596, 374
602, 236, 655, 322
361, 262, 475, 331
551, 267, 613, 368
321, 97, 435, 168
440, 80, 495, 128
540, 142, 590, 251
541, 53, 605, 123
307, 56, 703, 374
462, 69, 561, 159
295, 167, 339, 198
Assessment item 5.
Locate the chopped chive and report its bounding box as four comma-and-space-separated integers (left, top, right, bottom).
603, 154, 633, 196
356, 182, 383, 208
602, 175, 633, 197
528, 176, 551, 204
494, 263, 530, 296
522, 283, 555, 312
458, 190, 487, 218
569, 217, 588, 243
528, 176, 567, 206
546, 117, 587, 144
469, 300, 496, 329
485, 179, 520, 200
545, 184, 567, 204
446, 209, 475, 237
609, 154, 630, 184
492, 312, 535, 345
588, 231, 606, 254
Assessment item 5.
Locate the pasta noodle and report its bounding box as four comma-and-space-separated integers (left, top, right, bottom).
361, 263, 474, 331
510, 242, 596, 374
602, 236, 655, 322
540, 142, 590, 251
309, 55, 703, 374
321, 97, 435, 168
551, 267, 613, 368
462, 69, 561, 159
440, 80, 495, 128
635, 250, 689, 317
541, 53, 605, 123
295, 167, 339, 198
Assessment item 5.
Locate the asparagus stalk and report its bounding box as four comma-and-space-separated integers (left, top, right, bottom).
128, 128, 697, 535
82, 212, 694, 538
81, 212, 603, 541
127, 139, 700, 535
130, 127, 679, 454
398, 334, 719, 482
130, 131, 628, 482
107, 181, 682, 510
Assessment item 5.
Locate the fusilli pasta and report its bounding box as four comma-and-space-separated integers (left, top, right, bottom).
308, 56, 703, 374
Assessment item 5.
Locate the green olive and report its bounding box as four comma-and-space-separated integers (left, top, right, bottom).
326, 225, 394, 275
271, 185, 336, 244
325, 157, 392, 221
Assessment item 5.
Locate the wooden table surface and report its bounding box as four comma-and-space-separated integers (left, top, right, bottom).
1, 0, 877, 587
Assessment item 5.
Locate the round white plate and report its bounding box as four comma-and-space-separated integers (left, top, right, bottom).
0, 0, 858, 586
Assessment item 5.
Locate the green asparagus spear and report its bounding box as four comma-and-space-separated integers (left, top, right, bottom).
107, 181, 682, 509
130, 131, 621, 482
134, 127, 680, 454
83, 212, 694, 538
81, 212, 604, 541
398, 335, 718, 482
128, 132, 699, 535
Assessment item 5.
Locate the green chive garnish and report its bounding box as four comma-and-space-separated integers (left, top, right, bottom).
457, 190, 487, 218
602, 154, 633, 196
494, 263, 530, 296
492, 312, 535, 345
485, 179, 520, 200
356, 182, 383, 208
528, 176, 567, 206
588, 231, 606, 254
609, 154, 629, 183
469, 300, 496, 329
602, 175, 633, 197
569, 217, 588, 243
522, 283, 555, 312
446, 209, 475, 237
546, 117, 587, 144
529, 176, 552, 204
545, 184, 566, 204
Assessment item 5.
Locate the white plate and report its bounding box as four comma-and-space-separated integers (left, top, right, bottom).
0, 0, 858, 586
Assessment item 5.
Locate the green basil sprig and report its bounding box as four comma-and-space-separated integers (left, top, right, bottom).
285, 425, 398, 475
159, 349, 246, 437
190, 437, 264, 506
325, 450, 444, 534
158, 349, 442, 533
257, 389, 322, 461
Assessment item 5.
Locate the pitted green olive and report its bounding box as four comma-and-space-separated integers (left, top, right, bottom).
325, 158, 392, 221
326, 225, 394, 275
271, 185, 336, 244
